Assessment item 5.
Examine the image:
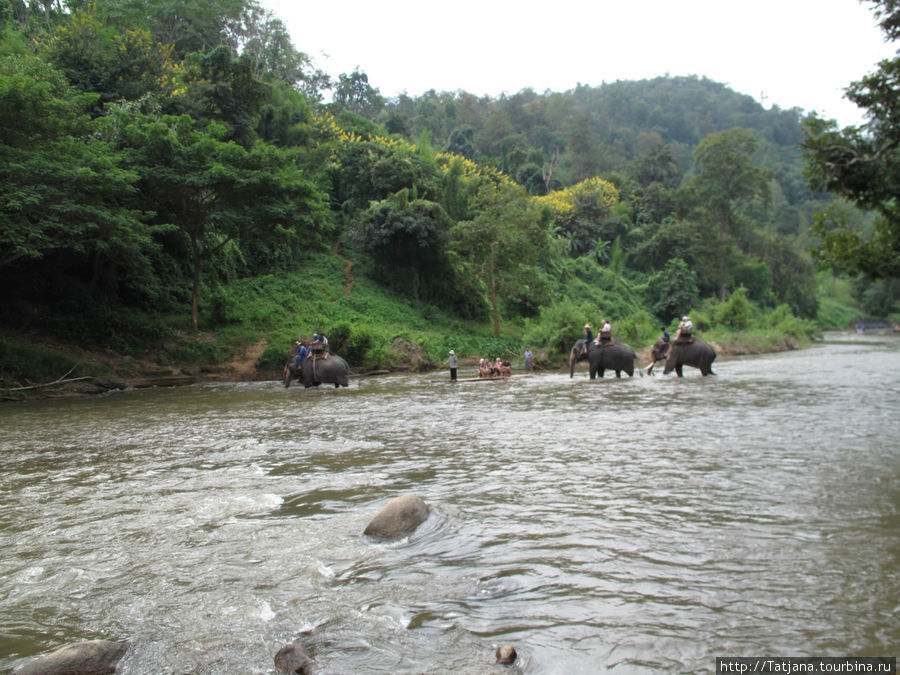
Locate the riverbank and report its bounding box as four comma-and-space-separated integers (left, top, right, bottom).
0, 327, 839, 401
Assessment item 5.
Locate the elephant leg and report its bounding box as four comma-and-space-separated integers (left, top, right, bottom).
598, 368, 605, 378
675, 364, 684, 377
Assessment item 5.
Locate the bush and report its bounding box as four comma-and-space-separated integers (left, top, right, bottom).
767, 304, 818, 339
327, 321, 378, 365
614, 311, 658, 345
0, 339, 82, 385
259, 344, 290, 371
522, 301, 591, 356
715, 286, 754, 329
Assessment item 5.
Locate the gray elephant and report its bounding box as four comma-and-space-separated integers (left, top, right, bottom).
647, 336, 717, 376
283, 354, 350, 388
569, 338, 638, 379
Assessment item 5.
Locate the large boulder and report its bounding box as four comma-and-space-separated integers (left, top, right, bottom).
274, 642, 313, 674
363, 494, 430, 540
15, 639, 129, 674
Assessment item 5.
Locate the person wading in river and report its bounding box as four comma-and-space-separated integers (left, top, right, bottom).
447, 350, 458, 382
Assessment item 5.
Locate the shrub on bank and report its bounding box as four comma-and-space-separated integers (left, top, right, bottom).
0, 339, 83, 386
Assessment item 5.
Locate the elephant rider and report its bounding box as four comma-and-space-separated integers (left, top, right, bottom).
582, 324, 593, 356
598, 319, 614, 345
675, 316, 693, 344
310, 333, 328, 359
294, 341, 308, 370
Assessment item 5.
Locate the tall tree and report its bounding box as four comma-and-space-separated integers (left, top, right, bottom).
689, 127, 771, 300
43, 7, 176, 104
451, 182, 547, 337
801, 0, 900, 281
0, 54, 149, 274
92, 0, 250, 60
118, 113, 325, 330
331, 68, 383, 118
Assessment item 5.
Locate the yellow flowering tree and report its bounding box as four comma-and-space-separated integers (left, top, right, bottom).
537, 177, 621, 257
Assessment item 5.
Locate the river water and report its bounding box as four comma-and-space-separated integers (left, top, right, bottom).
1, 335, 898, 674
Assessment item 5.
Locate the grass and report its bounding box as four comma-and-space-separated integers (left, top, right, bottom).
0, 338, 84, 387
3, 250, 866, 388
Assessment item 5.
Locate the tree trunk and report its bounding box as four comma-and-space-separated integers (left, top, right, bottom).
489, 243, 500, 338
191, 238, 201, 332
718, 219, 727, 302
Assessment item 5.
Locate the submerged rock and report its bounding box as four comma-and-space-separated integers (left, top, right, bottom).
363, 494, 430, 540
15, 639, 129, 674
274, 642, 313, 674
496, 644, 517, 664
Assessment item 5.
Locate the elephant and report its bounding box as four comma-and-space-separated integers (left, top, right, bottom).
283, 353, 350, 388
569, 338, 638, 379
647, 336, 717, 376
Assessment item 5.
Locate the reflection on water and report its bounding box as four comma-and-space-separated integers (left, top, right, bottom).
1, 336, 899, 673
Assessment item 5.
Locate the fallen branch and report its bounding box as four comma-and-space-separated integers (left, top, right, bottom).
5, 365, 89, 391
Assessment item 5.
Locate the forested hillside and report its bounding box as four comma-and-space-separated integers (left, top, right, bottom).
1, 0, 895, 385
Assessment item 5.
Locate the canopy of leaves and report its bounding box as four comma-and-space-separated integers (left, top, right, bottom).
801, 0, 900, 282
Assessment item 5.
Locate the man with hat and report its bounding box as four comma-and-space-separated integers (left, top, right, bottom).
447, 349, 458, 382
675, 316, 693, 343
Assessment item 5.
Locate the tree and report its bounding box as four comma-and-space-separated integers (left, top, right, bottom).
118, 113, 325, 330
42, 7, 175, 104
644, 257, 700, 321
92, 0, 250, 60
0, 54, 150, 275
350, 193, 458, 304
801, 0, 900, 281
451, 183, 547, 337
240, 6, 308, 87
328, 136, 437, 214
537, 177, 621, 257
169, 45, 270, 148
689, 127, 771, 300
331, 68, 383, 118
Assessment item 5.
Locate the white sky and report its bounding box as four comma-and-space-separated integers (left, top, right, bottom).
262, 0, 897, 128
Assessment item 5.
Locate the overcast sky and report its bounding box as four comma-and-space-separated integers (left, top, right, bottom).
262, 0, 896, 128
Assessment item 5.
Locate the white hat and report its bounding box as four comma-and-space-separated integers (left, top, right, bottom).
449, 350, 455, 355
682, 316, 689, 321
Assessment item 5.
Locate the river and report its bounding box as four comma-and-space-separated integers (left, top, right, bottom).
1, 335, 898, 674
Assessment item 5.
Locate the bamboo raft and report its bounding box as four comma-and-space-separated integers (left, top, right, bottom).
430, 373, 535, 383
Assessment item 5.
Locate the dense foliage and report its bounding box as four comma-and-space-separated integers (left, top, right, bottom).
801, 0, 900, 309
0, 0, 895, 382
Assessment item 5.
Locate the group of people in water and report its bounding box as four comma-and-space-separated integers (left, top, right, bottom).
477, 357, 513, 378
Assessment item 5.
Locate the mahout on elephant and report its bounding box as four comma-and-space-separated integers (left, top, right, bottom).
283, 352, 350, 388
569, 338, 638, 379
646, 335, 717, 377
